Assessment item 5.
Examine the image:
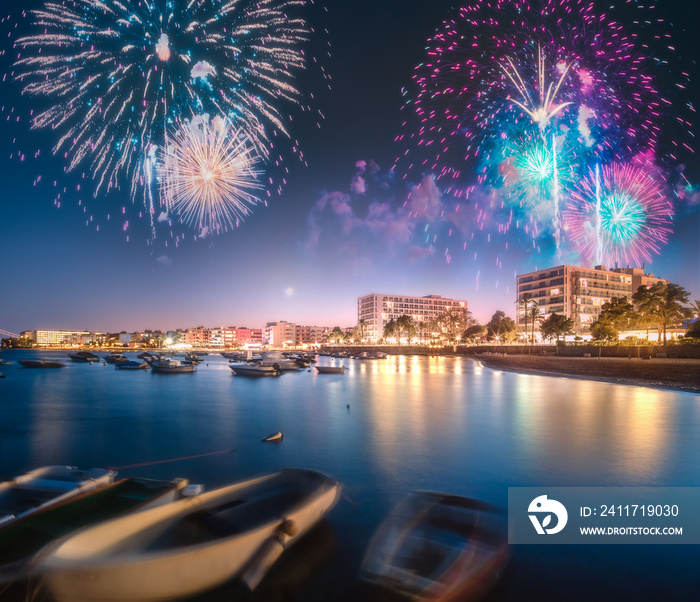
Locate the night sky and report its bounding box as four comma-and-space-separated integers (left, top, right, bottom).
1, 0, 699, 335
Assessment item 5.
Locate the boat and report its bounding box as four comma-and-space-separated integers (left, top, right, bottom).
0, 466, 116, 528
261, 432, 283, 442
354, 351, 387, 360
0, 476, 190, 584
229, 363, 281, 377
17, 358, 66, 369
314, 365, 346, 374
103, 353, 129, 364
0, 358, 12, 365
359, 491, 509, 602
259, 351, 303, 371
67, 351, 100, 363
41, 468, 341, 602
115, 360, 149, 370
151, 359, 196, 374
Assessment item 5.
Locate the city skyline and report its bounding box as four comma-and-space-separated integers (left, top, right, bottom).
1, 1, 699, 334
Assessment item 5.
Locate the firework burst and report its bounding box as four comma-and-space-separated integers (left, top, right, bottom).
563, 163, 673, 267
159, 115, 262, 233
13, 0, 315, 224
399, 0, 691, 181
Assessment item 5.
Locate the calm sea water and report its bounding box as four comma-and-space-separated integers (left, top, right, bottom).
1, 350, 699, 601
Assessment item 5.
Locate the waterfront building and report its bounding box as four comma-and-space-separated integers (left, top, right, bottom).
516, 264, 669, 336
185, 327, 210, 347
296, 325, 330, 346
357, 294, 468, 342
264, 321, 297, 347
31, 330, 91, 347
233, 327, 263, 347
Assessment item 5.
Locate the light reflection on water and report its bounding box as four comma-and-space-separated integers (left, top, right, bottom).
0, 350, 699, 601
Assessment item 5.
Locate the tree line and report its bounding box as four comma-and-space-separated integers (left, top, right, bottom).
329, 282, 699, 346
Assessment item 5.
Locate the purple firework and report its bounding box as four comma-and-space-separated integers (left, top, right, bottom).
398, 0, 692, 182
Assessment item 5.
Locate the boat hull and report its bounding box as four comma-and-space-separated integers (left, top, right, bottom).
42, 469, 340, 602
0, 477, 188, 584
17, 360, 65, 369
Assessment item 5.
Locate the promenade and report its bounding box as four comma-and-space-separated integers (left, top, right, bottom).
475, 355, 700, 393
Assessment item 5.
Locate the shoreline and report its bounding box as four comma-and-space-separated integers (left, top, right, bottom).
474, 355, 700, 394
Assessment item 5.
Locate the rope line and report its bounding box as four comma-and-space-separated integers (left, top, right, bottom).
107, 448, 236, 471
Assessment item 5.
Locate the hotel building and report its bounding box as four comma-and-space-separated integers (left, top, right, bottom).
263, 321, 297, 347
516, 265, 668, 334
357, 294, 468, 342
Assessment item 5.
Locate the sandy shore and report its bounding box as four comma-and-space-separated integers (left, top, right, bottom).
474, 354, 700, 394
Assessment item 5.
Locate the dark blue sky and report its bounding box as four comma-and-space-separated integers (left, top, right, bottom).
1, 0, 699, 335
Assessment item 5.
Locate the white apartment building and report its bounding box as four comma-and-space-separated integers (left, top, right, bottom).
357, 294, 468, 342
516, 265, 668, 334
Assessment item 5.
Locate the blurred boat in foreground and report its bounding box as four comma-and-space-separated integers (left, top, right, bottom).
0, 466, 116, 528
359, 492, 509, 602
0, 476, 190, 584
41, 468, 341, 602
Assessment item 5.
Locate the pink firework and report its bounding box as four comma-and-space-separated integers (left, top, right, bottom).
563, 163, 674, 267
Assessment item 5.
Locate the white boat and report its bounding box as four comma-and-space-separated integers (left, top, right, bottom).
261, 432, 283, 442
359, 492, 509, 602
151, 359, 196, 374
229, 363, 280, 377
0, 466, 116, 527
41, 468, 341, 602
354, 351, 387, 360
259, 351, 303, 371
314, 365, 346, 374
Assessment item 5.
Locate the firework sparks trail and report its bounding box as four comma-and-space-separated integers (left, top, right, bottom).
159, 115, 262, 233
12, 0, 318, 231
564, 163, 673, 267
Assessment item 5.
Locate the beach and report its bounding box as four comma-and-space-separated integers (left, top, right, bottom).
474, 354, 700, 393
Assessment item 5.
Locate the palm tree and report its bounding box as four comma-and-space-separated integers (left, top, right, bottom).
528, 303, 542, 345
517, 295, 534, 343
383, 319, 397, 342
689, 300, 700, 321
358, 319, 366, 342
417, 321, 427, 345
633, 282, 692, 344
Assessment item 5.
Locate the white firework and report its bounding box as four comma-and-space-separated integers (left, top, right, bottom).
159, 115, 263, 233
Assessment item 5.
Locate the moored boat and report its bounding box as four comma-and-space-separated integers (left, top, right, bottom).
314, 365, 346, 374
17, 358, 65, 369
0, 476, 189, 584
41, 468, 341, 602
259, 351, 303, 371
261, 432, 283, 442
151, 359, 196, 374
229, 363, 281, 377
0, 466, 116, 528
115, 360, 149, 370
68, 351, 100, 363
359, 491, 509, 602
103, 353, 129, 364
